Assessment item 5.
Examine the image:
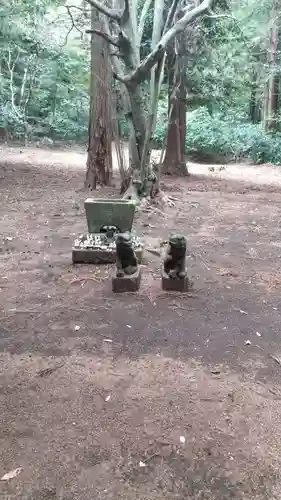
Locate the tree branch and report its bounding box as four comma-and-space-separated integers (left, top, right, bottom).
204, 13, 235, 20
85, 28, 120, 47
138, 0, 153, 47
64, 6, 84, 46
65, 5, 90, 13
124, 0, 214, 84
103, 18, 126, 82
84, 0, 122, 21
163, 0, 180, 33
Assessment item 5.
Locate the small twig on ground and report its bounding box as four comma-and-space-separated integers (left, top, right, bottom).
143, 452, 160, 463
158, 192, 176, 207
170, 302, 190, 311
145, 205, 167, 217
197, 252, 211, 270
95, 331, 114, 339
253, 344, 264, 351
69, 277, 101, 285
269, 354, 281, 366
253, 385, 281, 401
145, 248, 161, 257
6, 308, 42, 313
37, 363, 65, 377
256, 380, 281, 399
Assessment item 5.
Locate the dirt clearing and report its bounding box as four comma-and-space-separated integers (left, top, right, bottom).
1, 145, 281, 499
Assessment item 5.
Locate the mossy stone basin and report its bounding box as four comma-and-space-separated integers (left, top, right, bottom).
84, 198, 136, 234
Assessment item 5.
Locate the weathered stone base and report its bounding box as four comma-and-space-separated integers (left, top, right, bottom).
112, 267, 142, 293
72, 247, 143, 265
161, 269, 190, 292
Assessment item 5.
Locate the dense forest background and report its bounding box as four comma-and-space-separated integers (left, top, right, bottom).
1, 0, 281, 164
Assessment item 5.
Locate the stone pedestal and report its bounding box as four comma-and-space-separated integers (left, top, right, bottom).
161, 269, 190, 292
112, 267, 142, 293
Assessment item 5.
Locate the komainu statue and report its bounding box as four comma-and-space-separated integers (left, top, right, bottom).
163, 234, 186, 279
115, 232, 138, 277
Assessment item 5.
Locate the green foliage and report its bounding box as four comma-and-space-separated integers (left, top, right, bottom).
153, 106, 281, 164
151, 0, 281, 165
1, 0, 281, 167
0, 0, 89, 143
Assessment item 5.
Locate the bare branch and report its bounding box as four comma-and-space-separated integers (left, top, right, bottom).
124, 0, 214, 84
84, 0, 122, 21
65, 5, 89, 13
163, 0, 180, 33
64, 6, 84, 46
138, 0, 153, 46
204, 13, 235, 20
85, 28, 120, 47
5, 48, 22, 119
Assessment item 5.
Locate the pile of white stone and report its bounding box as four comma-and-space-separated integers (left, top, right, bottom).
73, 233, 142, 252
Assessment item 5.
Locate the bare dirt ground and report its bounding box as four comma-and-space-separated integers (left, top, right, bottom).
1, 145, 281, 499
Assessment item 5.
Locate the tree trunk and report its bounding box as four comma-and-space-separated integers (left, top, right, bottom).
249, 69, 259, 123
263, 0, 280, 131
162, 76, 188, 176
162, 11, 188, 176
85, 8, 112, 189
84, 0, 215, 197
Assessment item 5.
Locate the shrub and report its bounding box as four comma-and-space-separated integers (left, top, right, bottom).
154, 106, 281, 164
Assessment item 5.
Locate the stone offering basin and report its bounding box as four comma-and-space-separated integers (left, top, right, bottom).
84, 198, 136, 234
72, 198, 142, 264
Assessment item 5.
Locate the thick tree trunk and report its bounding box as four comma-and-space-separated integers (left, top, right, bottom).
263, 0, 280, 131
162, 11, 188, 177
85, 8, 112, 189
163, 79, 188, 176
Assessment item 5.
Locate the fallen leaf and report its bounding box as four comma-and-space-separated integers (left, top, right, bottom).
1, 467, 23, 481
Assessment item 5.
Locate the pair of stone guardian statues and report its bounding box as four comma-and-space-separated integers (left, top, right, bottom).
115, 232, 187, 280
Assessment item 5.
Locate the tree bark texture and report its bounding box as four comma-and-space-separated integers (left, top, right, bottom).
263, 0, 280, 131
249, 69, 260, 123
85, 8, 112, 189
162, 11, 188, 176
